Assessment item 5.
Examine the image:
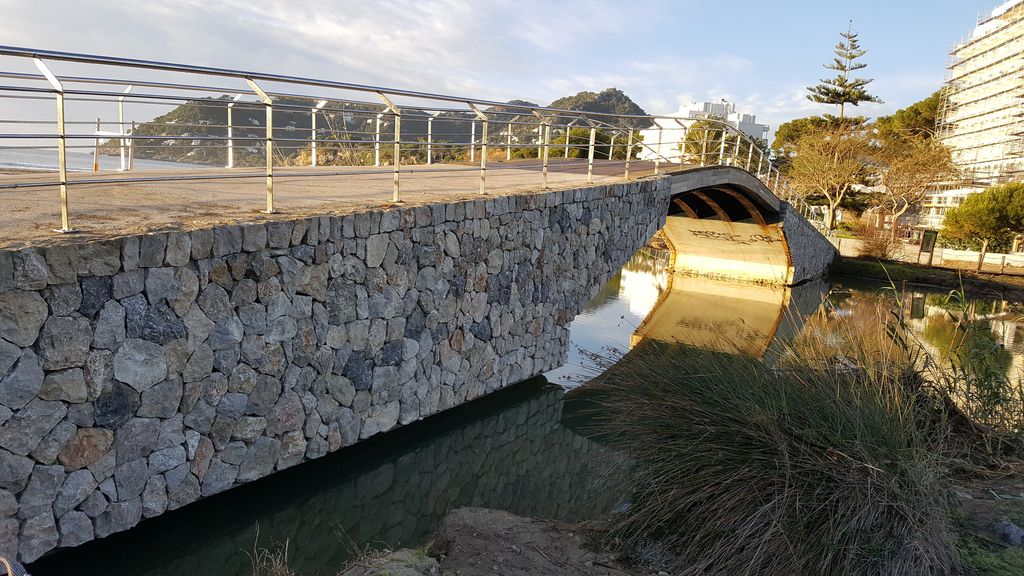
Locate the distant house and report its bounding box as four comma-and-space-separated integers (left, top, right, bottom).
637, 101, 769, 163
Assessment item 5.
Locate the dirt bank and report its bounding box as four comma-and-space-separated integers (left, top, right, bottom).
340, 508, 646, 576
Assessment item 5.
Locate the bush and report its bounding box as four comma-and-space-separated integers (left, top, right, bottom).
589, 335, 963, 575
855, 222, 901, 260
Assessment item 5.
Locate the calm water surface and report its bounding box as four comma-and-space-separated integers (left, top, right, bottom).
33, 248, 1024, 575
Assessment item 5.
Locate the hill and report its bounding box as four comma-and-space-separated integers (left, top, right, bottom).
105, 89, 649, 166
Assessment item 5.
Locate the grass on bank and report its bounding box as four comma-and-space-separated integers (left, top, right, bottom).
832, 256, 967, 286
588, 289, 1024, 576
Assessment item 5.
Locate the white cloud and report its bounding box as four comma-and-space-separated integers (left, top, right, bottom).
0, 0, 944, 134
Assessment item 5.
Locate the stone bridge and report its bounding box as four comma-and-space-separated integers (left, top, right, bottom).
0, 167, 834, 562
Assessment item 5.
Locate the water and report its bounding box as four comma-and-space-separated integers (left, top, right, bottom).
0, 148, 206, 172
33, 250, 1024, 575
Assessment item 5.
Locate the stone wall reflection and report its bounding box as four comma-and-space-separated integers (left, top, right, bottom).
32, 381, 617, 576
632, 275, 828, 358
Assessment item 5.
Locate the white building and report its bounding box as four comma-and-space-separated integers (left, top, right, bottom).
637, 101, 769, 163
923, 0, 1024, 230
938, 0, 1024, 180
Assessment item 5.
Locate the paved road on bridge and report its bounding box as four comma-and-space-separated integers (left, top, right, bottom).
0, 158, 666, 249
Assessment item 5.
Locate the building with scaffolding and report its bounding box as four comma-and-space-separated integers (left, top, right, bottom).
923, 0, 1024, 231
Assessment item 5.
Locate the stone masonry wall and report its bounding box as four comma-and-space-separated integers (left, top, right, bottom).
780, 203, 838, 284
0, 178, 669, 562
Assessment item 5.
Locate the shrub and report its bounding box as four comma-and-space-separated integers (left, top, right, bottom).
589, 335, 963, 575
855, 222, 901, 260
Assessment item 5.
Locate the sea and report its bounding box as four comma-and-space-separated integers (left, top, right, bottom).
0, 147, 205, 172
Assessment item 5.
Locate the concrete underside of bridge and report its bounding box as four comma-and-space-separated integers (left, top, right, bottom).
660, 167, 836, 286
0, 167, 834, 562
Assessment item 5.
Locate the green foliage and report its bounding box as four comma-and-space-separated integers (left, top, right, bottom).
547, 88, 652, 129
940, 182, 1024, 252
773, 115, 867, 170
772, 115, 833, 158
960, 538, 1024, 576
807, 25, 883, 118
874, 91, 942, 139
550, 127, 613, 159
680, 119, 730, 164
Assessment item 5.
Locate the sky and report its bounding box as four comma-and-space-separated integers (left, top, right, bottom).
0, 0, 1004, 131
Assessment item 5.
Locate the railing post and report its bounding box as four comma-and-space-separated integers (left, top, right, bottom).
757, 151, 764, 180
118, 86, 132, 171
247, 79, 275, 214
609, 133, 616, 161
732, 131, 742, 166
718, 127, 727, 165
746, 137, 754, 171
468, 103, 488, 195
655, 126, 662, 175
374, 113, 383, 167
128, 121, 135, 171
35, 58, 74, 233
378, 92, 402, 203
93, 118, 100, 172
543, 123, 550, 187
311, 100, 326, 167
700, 128, 708, 167
587, 125, 596, 184
564, 119, 577, 158
506, 121, 512, 161
426, 115, 433, 165
470, 120, 476, 162
624, 128, 633, 180
226, 94, 241, 168
536, 122, 543, 160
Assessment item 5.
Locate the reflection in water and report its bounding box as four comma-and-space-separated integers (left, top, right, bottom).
815, 280, 1024, 381
546, 248, 671, 387
32, 381, 618, 576
631, 275, 828, 358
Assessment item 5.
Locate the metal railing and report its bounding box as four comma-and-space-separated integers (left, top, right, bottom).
0, 45, 809, 235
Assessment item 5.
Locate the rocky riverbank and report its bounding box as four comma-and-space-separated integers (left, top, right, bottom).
339, 508, 645, 576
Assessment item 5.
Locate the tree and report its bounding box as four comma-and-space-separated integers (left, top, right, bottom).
807, 23, 883, 118
873, 91, 942, 139
876, 134, 957, 239
773, 115, 868, 171
773, 116, 834, 164
550, 127, 613, 159
787, 125, 873, 231
681, 119, 732, 165
941, 182, 1024, 252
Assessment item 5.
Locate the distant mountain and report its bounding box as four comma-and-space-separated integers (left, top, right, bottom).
106, 89, 650, 165
548, 89, 652, 129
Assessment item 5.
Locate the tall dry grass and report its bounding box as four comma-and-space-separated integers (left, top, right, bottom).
585, 291, 1000, 575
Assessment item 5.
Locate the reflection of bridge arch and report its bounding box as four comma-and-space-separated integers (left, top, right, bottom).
661, 167, 834, 286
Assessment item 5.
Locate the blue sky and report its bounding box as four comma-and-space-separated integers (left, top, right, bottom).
0, 0, 999, 130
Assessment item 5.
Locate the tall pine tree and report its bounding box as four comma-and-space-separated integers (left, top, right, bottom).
807, 22, 882, 118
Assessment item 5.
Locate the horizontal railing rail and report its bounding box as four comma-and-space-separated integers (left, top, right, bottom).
0, 45, 813, 235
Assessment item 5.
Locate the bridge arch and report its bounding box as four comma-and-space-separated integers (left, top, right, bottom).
659, 166, 833, 286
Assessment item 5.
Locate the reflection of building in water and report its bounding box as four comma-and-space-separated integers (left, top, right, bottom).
630, 274, 827, 358
823, 286, 1024, 380
902, 294, 1024, 379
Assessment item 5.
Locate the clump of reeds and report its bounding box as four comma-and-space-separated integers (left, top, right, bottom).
590, 327, 965, 575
